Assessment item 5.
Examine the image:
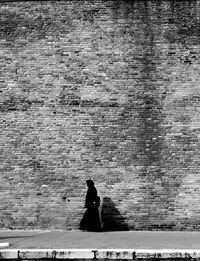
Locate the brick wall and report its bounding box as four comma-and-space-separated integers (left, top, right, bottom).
1, 0, 200, 230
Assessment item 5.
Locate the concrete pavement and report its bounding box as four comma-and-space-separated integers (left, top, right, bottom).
1, 230, 200, 249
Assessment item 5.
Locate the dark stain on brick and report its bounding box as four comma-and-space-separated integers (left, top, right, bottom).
0, 96, 44, 112
0, 5, 74, 42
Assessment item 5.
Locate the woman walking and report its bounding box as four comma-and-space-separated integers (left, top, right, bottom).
79, 180, 101, 232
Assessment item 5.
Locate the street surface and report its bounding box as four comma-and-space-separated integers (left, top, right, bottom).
1, 230, 200, 249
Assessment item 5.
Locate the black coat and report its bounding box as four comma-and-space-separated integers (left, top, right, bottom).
80, 185, 101, 232
85, 186, 98, 208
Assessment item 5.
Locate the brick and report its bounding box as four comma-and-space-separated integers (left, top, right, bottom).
0, 0, 200, 231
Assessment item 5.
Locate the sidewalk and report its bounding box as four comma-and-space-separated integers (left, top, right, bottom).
1, 230, 200, 249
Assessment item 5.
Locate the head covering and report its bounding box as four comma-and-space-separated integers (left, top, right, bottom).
86, 179, 94, 187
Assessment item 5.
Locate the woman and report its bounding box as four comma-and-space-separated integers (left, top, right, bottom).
79, 180, 101, 232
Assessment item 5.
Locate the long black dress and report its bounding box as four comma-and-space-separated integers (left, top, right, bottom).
80, 185, 101, 232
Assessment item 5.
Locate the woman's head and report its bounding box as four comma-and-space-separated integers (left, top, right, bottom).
86, 179, 94, 187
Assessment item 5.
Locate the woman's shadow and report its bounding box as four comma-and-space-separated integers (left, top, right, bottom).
101, 197, 129, 231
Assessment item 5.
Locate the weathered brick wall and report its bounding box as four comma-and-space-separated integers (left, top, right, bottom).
1, 0, 200, 230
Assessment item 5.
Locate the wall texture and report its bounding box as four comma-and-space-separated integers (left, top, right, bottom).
1, 0, 200, 230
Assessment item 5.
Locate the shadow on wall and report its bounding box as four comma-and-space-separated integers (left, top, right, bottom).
101, 197, 129, 231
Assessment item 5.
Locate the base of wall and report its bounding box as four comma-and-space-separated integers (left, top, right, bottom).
1, 249, 200, 260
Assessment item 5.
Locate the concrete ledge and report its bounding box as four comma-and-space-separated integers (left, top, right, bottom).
19, 250, 56, 259
135, 249, 200, 259
1, 249, 200, 260
56, 249, 95, 259
0, 250, 18, 259
95, 249, 135, 259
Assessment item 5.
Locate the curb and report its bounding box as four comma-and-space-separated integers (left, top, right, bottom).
1, 249, 200, 260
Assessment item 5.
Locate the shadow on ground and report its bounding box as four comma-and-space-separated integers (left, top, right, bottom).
101, 197, 129, 231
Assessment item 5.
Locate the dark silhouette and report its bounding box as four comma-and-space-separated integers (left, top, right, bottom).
101, 197, 129, 231
79, 180, 101, 232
